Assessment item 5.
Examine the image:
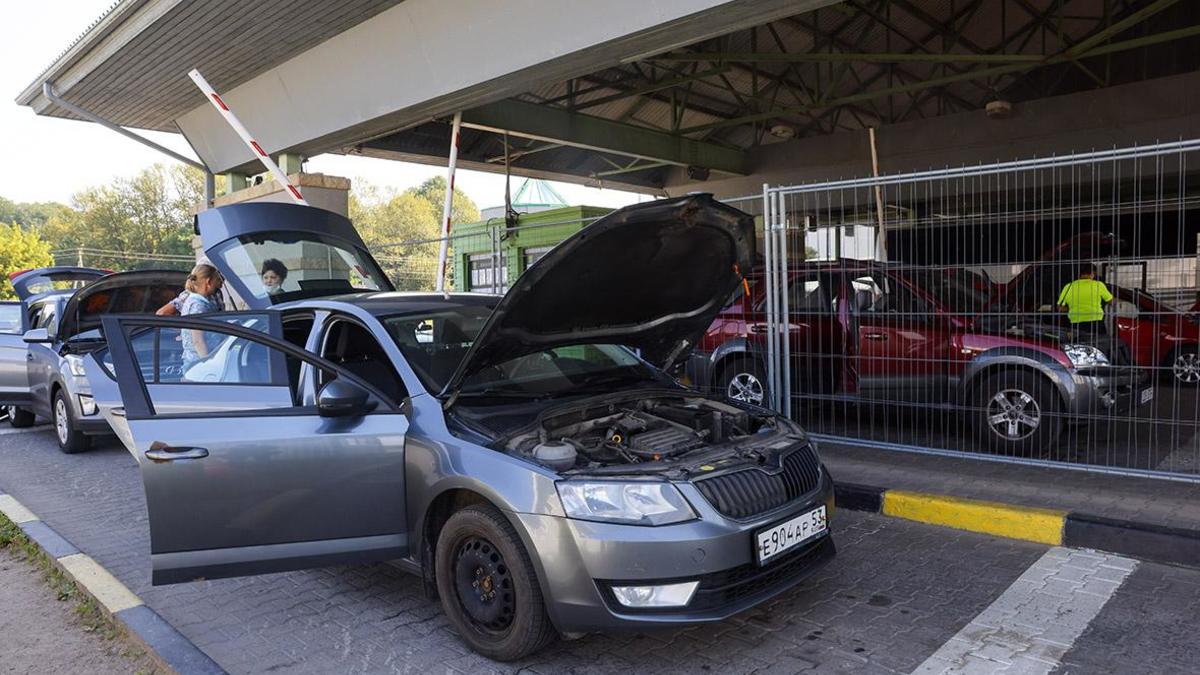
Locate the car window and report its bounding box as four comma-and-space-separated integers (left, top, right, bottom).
0, 304, 21, 334
131, 325, 286, 385
320, 319, 406, 404
382, 306, 494, 392
37, 303, 58, 333
851, 273, 928, 317
120, 318, 319, 417
789, 276, 833, 314
901, 270, 988, 312
208, 232, 387, 301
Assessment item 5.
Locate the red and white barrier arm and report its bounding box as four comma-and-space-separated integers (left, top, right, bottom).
435, 111, 463, 293
187, 69, 307, 206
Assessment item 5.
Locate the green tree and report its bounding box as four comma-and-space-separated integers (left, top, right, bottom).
38, 164, 204, 272
409, 175, 481, 226
350, 177, 481, 291
0, 223, 54, 299
0, 196, 70, 230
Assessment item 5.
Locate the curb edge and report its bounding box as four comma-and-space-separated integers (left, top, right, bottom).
0, 490, 225, 675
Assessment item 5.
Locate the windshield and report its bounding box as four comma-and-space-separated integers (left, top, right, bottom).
901, 269, 989, 312
381, 307, 664, 396
209, 232, 387, 302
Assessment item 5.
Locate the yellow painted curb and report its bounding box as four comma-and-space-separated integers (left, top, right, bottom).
882, 490, 1065, 546
58, 553, 144, 613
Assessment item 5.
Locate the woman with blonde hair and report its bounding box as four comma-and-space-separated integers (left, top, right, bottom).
179, 263, 224, 367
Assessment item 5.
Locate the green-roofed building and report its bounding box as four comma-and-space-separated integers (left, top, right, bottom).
453, 179, 611, 293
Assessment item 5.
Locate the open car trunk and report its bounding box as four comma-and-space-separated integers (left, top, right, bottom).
197, 202, 394, 309
59, 270, 189, 347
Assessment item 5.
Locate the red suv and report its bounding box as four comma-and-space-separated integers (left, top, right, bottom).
686, 260, 1152, 454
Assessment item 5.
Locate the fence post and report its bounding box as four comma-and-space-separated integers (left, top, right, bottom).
762, 184, 778, 413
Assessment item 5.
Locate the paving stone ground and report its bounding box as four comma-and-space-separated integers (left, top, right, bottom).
1, 428, 1198, 674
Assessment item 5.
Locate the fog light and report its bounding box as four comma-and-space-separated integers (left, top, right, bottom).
78, 395, 97, 416
610, 581, 699, 608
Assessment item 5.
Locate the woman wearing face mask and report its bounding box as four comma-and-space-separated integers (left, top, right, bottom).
180, 263, 224, 368
260, 258, 288, 296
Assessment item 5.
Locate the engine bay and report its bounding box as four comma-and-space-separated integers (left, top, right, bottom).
502, 394, 799, 474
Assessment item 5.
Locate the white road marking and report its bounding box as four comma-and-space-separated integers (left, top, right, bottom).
913, 547, 1137, 674
58, 553, 143, 613
0, 494, 39, 524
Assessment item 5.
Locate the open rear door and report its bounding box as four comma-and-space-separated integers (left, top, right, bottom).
90, 314, 409, 584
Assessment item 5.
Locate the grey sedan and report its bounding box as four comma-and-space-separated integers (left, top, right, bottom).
87, 197, 834, 660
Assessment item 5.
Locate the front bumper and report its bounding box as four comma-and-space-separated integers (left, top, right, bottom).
1066, 366, 1152, 418
515, 467, 836, 633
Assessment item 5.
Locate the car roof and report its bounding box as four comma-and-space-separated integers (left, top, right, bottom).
278, 291, 501, 317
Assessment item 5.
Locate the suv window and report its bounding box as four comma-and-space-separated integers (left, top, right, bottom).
851, 273, 929, 318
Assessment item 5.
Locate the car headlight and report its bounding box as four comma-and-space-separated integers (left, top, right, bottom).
1063, 343, 1110, 368
65, 355, 87, 377
556, 481, 696, 526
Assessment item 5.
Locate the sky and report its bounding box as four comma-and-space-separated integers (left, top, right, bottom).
0, 1, 645, 211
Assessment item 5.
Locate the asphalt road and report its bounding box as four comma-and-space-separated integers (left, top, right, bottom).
0, 426, 1197, 674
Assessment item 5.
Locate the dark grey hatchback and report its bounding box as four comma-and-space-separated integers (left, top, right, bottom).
86, 196, 835, 660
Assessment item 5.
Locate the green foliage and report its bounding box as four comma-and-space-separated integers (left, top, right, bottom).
350, 176, 481, 291
0, 223, 54, 299
0, 197, 69, 230
410, 175, 482, 226
37, 164, 203, 273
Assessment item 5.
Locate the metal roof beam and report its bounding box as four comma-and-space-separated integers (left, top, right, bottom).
678, 21, 1200, 136
648, 51, 1045, 64
460, 98, 746, 175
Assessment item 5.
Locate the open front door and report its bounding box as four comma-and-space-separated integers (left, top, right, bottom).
0, 302, 30, 406
91, 314, 409, 585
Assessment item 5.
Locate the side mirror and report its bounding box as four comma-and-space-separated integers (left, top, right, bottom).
317, 379, 376, 418
22, 328, 51, 344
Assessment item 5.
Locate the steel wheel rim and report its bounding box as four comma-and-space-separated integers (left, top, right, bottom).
985, 388, 1041, 441
727, 372, 765, 405
54, 398, 69, 444
452, 536, 515, 635
1173, 352, 1200, 383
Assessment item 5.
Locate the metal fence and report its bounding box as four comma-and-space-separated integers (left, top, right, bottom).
740, 139, 1200, 482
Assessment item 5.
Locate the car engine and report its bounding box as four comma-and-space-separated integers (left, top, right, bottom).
503, 395, 785, 472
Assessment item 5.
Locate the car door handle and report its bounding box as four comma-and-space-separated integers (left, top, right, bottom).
749, 325, 769, 333
145, 445, 209, 461
864, 332, 889, 340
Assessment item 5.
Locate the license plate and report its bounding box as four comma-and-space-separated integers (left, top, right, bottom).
1141, 386, 1155, 404
755, 505, 827, 565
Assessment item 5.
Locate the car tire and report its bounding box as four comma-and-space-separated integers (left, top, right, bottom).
974, 371, 1061, 457
6, 405, 35, 428
719, 358, 768, 407
1167, 347, 1200, 385
53, 390, 91, 454
435, 504, 556, 661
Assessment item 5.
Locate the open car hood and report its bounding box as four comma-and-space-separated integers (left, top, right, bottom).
198, 202, 394, 310
59, 270, 188, 340
442, 194, 755, 397
983, 231, 1124, 315
10, 267, 108, 302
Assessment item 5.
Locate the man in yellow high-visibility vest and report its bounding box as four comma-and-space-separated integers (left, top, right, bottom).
1057, 262, 1113, 339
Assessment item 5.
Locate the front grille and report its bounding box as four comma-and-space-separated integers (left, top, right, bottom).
693, 446, 821, 519
599, 535, 835, 615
